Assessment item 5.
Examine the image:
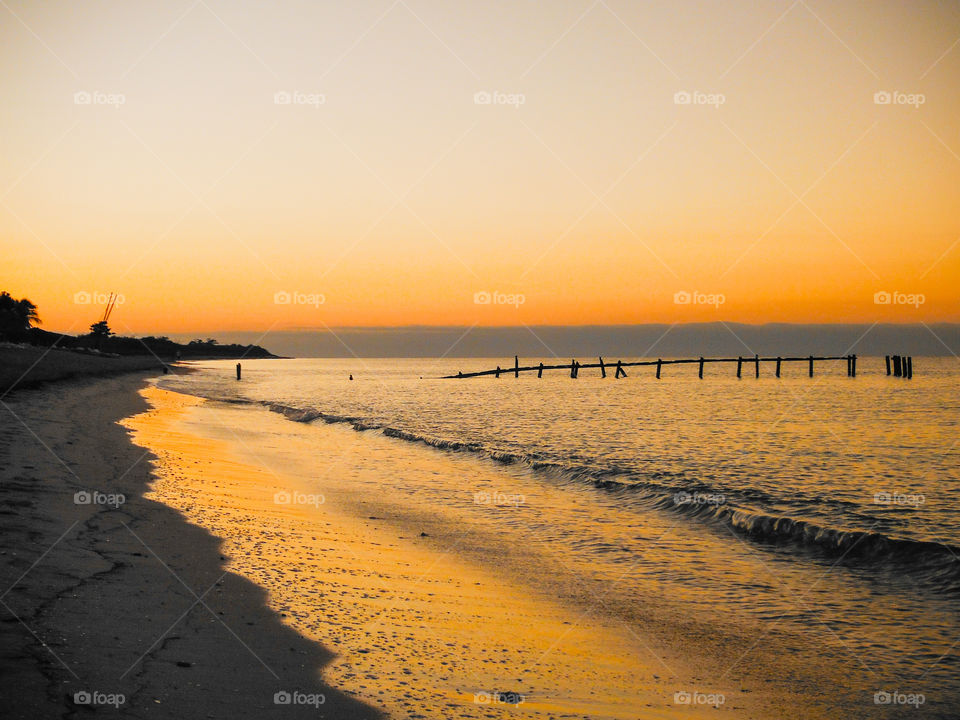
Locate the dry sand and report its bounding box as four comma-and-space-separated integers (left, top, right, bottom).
0, 344, 167, 396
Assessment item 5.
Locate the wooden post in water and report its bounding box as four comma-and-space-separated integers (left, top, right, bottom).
570, 360, 579, 379
893, 356, 901, 377
907, 356, 913, 379
514, 356, 519, 378
599, 357, 606, 378
885, 355, 891, 375
656, 359, 662, 379
537, 362, 544, 378
808, 356, 814, 377
776, 357, 782, 378
495, 366, 501, 378
736, 357, 742, 378
236, 363, 241, 381
754, 354, 760, 378
698, 357, 704, 379
615, 361, 626, 378
852, 354, 857, 377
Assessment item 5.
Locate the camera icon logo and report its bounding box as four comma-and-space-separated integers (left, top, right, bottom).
74, 491, 92, 505
673, 290, 692, 305
74, 291, 92, 304
274, 691, 292, 705
274, 291, 291, 305
674, 91, 692, 105
873, 91, 892, 105
274, 91, 292, 105
74, 91, 92, 105
873, 291, 891, 305
273, 491, 291, 505
474, 91, 492, 105
73, 691, 92, 704
473, 291, 491, 305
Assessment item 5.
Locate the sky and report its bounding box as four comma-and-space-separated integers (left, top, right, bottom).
2, 0, 959, 337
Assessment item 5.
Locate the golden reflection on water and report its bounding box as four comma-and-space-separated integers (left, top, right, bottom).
125, 387, 693, 720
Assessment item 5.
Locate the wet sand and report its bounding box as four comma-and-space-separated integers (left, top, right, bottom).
124, 385, 682, 719
118, 381, 832, 720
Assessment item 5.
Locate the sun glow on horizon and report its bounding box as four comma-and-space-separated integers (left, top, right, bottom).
3, 0, 959, 335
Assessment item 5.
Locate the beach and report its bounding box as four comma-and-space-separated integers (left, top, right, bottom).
3, 361, 957, 718
0, 344, 167, 395
0, 371, 380, 719
1, 372, 767, 719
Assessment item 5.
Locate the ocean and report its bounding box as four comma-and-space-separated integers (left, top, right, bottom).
155, 356, 960, 717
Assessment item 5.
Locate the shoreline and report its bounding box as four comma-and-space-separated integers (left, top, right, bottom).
124, 384, 681, 719
0, 344, 290, 397
0, 372, 381, 719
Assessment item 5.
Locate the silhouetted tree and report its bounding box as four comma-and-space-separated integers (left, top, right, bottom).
0, 291, 41, 340
88, 320, 113, 350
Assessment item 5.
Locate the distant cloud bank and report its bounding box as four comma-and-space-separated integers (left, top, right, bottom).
176, 323, 960, 359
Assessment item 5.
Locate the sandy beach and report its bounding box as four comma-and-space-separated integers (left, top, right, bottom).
0, 372, 380, 719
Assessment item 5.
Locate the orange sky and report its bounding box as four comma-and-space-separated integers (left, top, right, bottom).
2, 0, 959, 334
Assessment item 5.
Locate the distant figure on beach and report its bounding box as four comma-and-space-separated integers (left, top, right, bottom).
349, 374, 353, 380
236, 363, 241, 380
